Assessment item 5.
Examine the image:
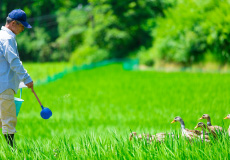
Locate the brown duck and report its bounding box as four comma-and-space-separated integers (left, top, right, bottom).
199, 114, 222, 132
171, 116, 201, 140
194, 122, 217, 141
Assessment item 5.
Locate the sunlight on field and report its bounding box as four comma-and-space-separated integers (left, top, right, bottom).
23, 62, 71, 82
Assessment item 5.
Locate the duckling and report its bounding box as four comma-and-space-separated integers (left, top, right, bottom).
194, 122, 207, 134
140, 133, 150, 141
129, 132, 174, 143
171, 116, 201, 140
224, 114, 230, 137
151, 132, 176, 143
129, 132, 151, 142
194, 122, 210, 142
129, 132, 137, 141
199, 114, 223, 132
194, 122, 217, 139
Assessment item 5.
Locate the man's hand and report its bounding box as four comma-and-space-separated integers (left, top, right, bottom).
25, 81, 33, 89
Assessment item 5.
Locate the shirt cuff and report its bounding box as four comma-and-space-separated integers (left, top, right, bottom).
24, 76, 33, 85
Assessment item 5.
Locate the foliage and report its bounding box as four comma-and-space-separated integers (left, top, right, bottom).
70, 45, 109, 65
85, 0, 176, 58
17, 27, 51, 61
53, 7, 90, 61
67, 0, 176, 64
3, 0, 230, 65
0, 0, 86, 61
146, 0, 230, 65
0, 0, 176, 63
138, 47, 155, 66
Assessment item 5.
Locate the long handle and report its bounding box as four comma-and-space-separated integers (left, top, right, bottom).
31, 88, 44, 109
20, 88, 22, 99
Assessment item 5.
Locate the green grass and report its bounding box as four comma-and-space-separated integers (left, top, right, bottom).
23, 62, 71, 82
4, 63, 230, 159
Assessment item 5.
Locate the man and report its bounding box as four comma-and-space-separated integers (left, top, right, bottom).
0, 9, 33, 147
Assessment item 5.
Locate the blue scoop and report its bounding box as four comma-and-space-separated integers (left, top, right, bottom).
32, 88, 52, 119
40, 105, 52, 119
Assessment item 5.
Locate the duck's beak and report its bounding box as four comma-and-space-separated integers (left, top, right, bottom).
194, 125, 198, 129
224, 117, 229, 119
171, 120, 176, 124
199, 117, 203, 120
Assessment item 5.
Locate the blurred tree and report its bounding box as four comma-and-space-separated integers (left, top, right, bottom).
68, 0, 177, 64
53, 5, 90, 61
0, 0, 88, 61
87, 0, 172, 58
145, 0, 230, 65
0, 0, 176, 63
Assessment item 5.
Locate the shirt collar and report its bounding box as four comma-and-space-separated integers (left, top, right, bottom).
1, 26, 16, 38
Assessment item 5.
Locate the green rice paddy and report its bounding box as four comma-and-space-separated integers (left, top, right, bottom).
2, 63, 230, 159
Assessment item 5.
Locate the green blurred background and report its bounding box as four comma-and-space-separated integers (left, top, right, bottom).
1, 0, 230, 69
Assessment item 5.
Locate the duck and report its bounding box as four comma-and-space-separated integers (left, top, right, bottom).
171, 116, 201, 140
194, 122, 217, 142
129, 132, 151, 142
224, 114, 230, 137
129, 132, 143, 141
129, 132, 138, 141
151, 132, 176, 143
195, 122, 217, 139
194, 122, 207, 134
129, 132, 175, 143
199, 114, 223, 132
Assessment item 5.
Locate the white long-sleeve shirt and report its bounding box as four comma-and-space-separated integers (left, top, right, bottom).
0, 26, 32, 94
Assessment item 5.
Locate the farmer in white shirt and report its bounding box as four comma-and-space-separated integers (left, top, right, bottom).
0, 9, 33, 148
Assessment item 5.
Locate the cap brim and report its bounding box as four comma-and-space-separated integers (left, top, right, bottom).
20, 21, 32, 28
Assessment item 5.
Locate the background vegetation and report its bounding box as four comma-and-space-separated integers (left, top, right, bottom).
3, 0, 230, 67
0, 0, 226, 65
140, 0, 230, 66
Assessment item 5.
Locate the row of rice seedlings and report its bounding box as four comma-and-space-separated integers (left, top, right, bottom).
0, 130, 229, 159
72, 130, 230, 159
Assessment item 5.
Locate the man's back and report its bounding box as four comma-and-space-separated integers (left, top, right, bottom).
0, 26, 31, 94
